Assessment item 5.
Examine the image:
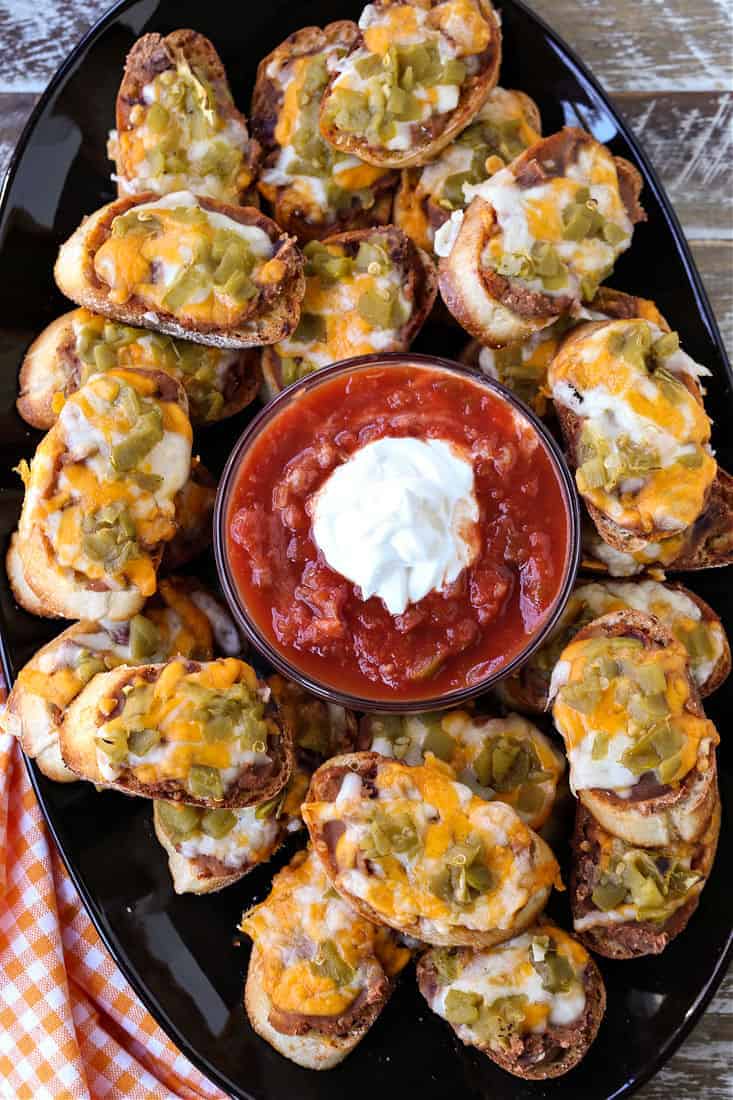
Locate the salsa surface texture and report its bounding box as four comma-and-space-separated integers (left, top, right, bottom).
227, 363, 572, 701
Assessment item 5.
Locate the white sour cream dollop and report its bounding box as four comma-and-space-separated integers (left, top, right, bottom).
311, 436, 479, 616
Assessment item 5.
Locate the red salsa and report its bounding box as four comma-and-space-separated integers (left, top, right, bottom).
226, 363, 573, 702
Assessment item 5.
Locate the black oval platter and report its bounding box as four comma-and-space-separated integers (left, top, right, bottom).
0, 2, 730, 1099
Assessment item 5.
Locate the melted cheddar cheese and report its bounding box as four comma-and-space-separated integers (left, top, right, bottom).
425, 925, 588, 1049
550, 320, 716, 536
18, 369, 191, 600
365, 710, 564, 829
109, 54, 254, 202
96, 657, 274, 794
259, 40, 392, 228
156, 798, 283, 874
324, 0, 495, 154
581, 517, 687, 577
550, 633, 719, 797
240, 848, 410, 1020
396, 87, 541, 252
302, 759, 560, 940
93, 192, 275, 327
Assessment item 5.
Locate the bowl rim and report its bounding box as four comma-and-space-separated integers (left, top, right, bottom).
213, 351, 581, 712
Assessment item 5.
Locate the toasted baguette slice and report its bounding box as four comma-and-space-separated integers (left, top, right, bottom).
581, 469, 733, 575
153, 799, 286, 894
60, 657, 292, 807
570, 801, 720, 959
162, 458, 215, 569
10, 368, 192, 622
303, 752, 560, 947
394, 87, 541, 253
318, 0, 501, 169
251, 22, 397, 242
498, 578, 730, 714
6, 534, 47, 617
550, 610, 720, 847
241, 847, 411, 1068
2, 577, 239, 783
17, 308, 260, 430
438, 128, 645, 346
109, 29, 260, 205
260, 227, 437, 396
550, 318, 716, 549
417, 920, 605, 1078
54, 191, 305, 349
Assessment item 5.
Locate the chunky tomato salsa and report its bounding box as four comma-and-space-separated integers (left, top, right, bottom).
226, 363, 573, 701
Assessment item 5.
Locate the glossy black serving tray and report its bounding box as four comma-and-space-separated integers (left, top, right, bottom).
0, 2, 730, 1098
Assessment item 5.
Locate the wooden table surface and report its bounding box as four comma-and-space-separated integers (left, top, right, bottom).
0, 1, 730, 1097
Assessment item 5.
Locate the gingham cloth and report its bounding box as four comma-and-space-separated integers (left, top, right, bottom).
0, 725, 228, 1100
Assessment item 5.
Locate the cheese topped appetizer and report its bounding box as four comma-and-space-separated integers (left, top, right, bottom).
18, 308, 260, 429
550, 611, 719, 846
10, 369, 192, 621
260, 226, 437, 394
241, 847, 411, 1069
109, 29, 259, 204
361, 709, 565, 830
417, 922, 605, 1079
2, 577, 238, 783
395, 86, 540, 252
460, 286, 669, 418
60, 656, 292, 806
437, 127, 645, 346
550, 318, 716, 548
499, 578, 730, 714
54, 191, 305, 348
252, 23, 397, 242
571, 802, 720, 958
303, 752, 560, 946
319, 0, 502, 168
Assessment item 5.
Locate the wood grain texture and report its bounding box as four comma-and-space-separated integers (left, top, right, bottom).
0, 2, 730, 1099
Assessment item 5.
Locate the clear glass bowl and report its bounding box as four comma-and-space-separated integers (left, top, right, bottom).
214, 353, 581, 713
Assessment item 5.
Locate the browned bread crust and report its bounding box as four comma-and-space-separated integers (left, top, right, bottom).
54, 193, 305, 349
318, 0, 502, 169
162, 457, 216, 570
113, 29, 260, 204
570, 800, 720, 958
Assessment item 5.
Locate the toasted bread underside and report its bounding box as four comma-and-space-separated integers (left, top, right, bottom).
570, 801, 720, 959
439, 130, 645, 346
60, 664, 292, 807
152, 803, 286, 895
259, 226, 438, 396
114, 29, 260, 205
6, 534, 53, 618
244, 943, 389, 1069
560, 610, 719, 847
416, 929, 606, 1079
304, 752, 553, 947
318, 0, 502, 169
54, 194, 305, 349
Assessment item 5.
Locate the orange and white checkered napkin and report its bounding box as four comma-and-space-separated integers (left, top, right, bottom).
0, 729, 228, 1100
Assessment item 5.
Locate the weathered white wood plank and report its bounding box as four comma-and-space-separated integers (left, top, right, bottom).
0, 0, 108, 92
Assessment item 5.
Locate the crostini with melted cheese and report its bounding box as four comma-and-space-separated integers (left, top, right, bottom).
437, 127, 646, 346
360, 709, 565, 831
17, 308, 260, 429
319, 0, 502, 169
2, 577, 240, 783
60, 656, 292, 806
570, 801, 720, 958
54, 191, 305, 349
108, 29, 260, 204
417, 921, 605, 1078
10, 368, 192, 621
241, 846, 411, 1069
498, 578, 730, 714
549, 318, 717, 552
260, 226, 437, 395
550, 610, 720, 847
394, 86, 540, 253
252, 23, 398, 242
303, 752, 560, 947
